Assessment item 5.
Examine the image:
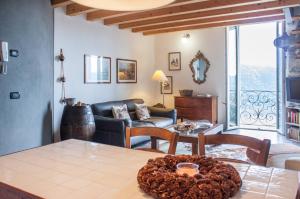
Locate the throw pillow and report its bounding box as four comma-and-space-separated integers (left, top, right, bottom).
112, 104, 131, 120
135, 103, 150, 120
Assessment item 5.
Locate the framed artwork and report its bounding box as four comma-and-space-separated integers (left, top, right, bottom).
168, 52, 181, 71
84, 55, 111, 84
116, 59, 137, 83
161, 76, 173, 94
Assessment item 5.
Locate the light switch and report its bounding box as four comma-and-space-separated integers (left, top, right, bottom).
10, 92, 20, 99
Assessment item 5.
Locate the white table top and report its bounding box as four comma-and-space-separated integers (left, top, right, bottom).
0, 139, 298, 199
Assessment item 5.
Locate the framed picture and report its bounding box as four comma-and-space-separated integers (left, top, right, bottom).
161, 76, 173, 94
116, 59, 137, 83
168, 52, 181, 71
84, 55, 111, 84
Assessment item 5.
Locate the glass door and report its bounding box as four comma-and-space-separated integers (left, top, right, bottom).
226, 26, 239, 130
276, 22, 285, 134
226, 22, 283, 131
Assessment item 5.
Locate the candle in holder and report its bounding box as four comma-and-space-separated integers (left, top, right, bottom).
176, 162, 199, 177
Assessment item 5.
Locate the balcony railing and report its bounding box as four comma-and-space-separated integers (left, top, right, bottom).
230, 90, 277, 128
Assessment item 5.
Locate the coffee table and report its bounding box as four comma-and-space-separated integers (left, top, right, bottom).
152, 123, 224, 155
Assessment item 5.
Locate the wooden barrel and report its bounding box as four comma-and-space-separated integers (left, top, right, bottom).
60, 105, 95, 141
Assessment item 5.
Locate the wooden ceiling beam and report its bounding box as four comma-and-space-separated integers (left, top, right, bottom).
119, 0, 299, 29
132, 9, 283, 32
86, 0, 194, 21
51, 0, 72, 8
66, 3, 98, 16
104, 0, 274, 25
143, 15, 285, 35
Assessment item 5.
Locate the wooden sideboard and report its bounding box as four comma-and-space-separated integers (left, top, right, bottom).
174, 96, 218, 124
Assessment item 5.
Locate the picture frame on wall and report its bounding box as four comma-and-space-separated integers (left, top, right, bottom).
116, 59, 137, 83
161, 76, 173, 94
168, 52, 181, 71
84, 55, 111, 84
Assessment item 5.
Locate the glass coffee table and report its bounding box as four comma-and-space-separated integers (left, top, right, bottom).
151, 122, 224, 155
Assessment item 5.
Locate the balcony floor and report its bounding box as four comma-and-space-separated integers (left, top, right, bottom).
139, 129, 300, 169
225, 129, 291, 145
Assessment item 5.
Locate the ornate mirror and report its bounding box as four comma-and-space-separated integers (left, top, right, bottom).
189, 51, 210, 84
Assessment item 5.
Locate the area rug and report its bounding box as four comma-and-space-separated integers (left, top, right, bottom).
139, 141, 300, 168
139, 141, 248, 161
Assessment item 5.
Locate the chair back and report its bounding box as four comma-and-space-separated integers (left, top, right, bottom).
126, 127, 178, 155
198, 133, 271, 166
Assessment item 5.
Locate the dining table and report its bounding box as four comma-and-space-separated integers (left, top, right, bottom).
0, 139, 299, 199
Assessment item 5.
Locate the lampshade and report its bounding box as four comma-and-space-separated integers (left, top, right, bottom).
71, 0, 175, 11
152, 70, 168, 82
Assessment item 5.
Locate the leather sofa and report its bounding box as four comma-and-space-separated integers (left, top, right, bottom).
91, 99, 177, 147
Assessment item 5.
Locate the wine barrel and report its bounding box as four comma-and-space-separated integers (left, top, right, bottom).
60, 105, 95, 141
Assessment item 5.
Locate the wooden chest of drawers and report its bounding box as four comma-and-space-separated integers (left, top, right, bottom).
174, 96, 218, 124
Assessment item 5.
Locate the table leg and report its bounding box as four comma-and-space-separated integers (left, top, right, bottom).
192, 143, 198, 155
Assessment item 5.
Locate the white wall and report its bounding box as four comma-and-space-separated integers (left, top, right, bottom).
54, 8, 228, 140
54, 8, 156, 141
154, 28, 227, 123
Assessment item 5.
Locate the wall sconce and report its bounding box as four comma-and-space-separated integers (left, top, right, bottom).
182, 33, 190, 43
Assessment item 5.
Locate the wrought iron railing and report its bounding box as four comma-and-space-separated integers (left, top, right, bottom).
230, 90, 277, 127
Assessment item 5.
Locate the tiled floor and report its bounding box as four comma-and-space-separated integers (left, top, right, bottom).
225, 129, 294, 145
145, 129, 297, 153
140, 128, 300, 169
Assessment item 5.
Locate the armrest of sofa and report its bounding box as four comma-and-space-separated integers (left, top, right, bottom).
148, 106, 177, 124
94, 116, 131, 129
93, 116, 132, 147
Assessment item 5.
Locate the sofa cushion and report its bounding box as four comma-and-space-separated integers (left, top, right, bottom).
143, 117, 173, 128
123, 99, 144, 111
135, 103, 150, 120
130, 117, 172, 148
131, 121, 153, 148
92, 99, 144, 119
112, 104, 131, 120
124, 99, 144, 120
132, 121, 155, 128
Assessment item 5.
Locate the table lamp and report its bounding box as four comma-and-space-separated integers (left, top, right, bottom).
152, 70, 168, 107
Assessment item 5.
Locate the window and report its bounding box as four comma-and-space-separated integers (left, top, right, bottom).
227, 22, 284, 131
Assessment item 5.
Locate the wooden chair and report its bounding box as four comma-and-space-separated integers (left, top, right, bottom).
198, 133, 271, 166
126, 127, 178, 155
